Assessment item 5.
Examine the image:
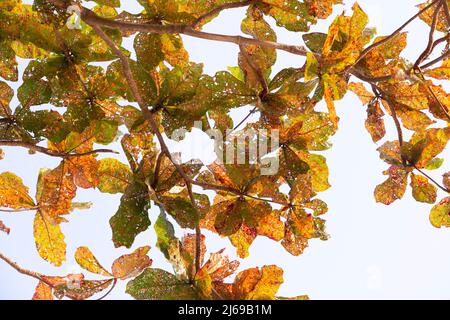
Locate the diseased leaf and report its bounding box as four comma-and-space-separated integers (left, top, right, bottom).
0, 42, 18, 81
112, 246, 152, 280
430, 198, 450, 228
302, 33, 327, 53
365, 101, 386, 143
75, 247, 112, 277
53, 276, 112, 300
110, 181, 151, 248
410, 128, 450, 168
37, 165, 76, 224
98, 158, 132, 194
32, 282, 53, 300
375, 166, 409, 205
410, 174, 437, 204
233, 265, 283, 300
0, 172, 36, 209
443, 172, 450, 190
33, 212, 66, 266
126, 268, 200, 300
154, 211, 176, 259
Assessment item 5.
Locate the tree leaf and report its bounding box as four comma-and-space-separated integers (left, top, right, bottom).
0, 219, 10, 234
111, 246, 152, 280
33, 212, 66, 266
410, 174, 437, 204
110, 181, 151, 248
32, 282, 53, 300
126, 268, 200, 300
154, 211, 176, 259
0, 172, 36, 209
375, 166, 409, 205
98, 158, 132, 194
430, 197, 450, 228
53, 276, 112, 300
75, 247, 112, 277
233, 265, 284, 300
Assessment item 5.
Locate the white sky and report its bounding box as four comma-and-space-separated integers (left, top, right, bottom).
1, 0, 450, 300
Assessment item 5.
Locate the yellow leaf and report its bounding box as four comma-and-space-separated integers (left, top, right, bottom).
33, 212, 66, 266
233, 265, 284, 300
430, 197, 450, 228
75, 247, 112, 277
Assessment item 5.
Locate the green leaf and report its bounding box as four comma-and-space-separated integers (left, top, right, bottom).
425, 158, 444, 171
107, 59, 157, 104
135, 33, 188, 71
154, 210, 176, 259
259, 0, 314, 32
110, 181, 151, 248
126, 268, 199, 300
302, 33, 327, 53
160, 192, 209, 229
94, 120, 118, 145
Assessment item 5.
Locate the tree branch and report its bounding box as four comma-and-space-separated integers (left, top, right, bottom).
414, 1, 442, 69
0, 252, 47, 284
44, 1, 309, 57
0, 140, 118, 158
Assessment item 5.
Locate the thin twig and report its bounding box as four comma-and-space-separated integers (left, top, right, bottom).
0, 140, 118, 158
441, 0, 450, 27
414, 1, 442, 69
348, 0, 440, 72
372, 85, 406, 165
0, 207, 39, 213
414, 165, 450, 193
97, 278, 117, 300
231, 106, 258, 134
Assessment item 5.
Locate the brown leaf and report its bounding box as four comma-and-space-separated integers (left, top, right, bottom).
32, 282, 53, 300
111, 246, 152, 280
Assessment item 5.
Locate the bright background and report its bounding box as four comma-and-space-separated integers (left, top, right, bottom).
1, 0, 450, 300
